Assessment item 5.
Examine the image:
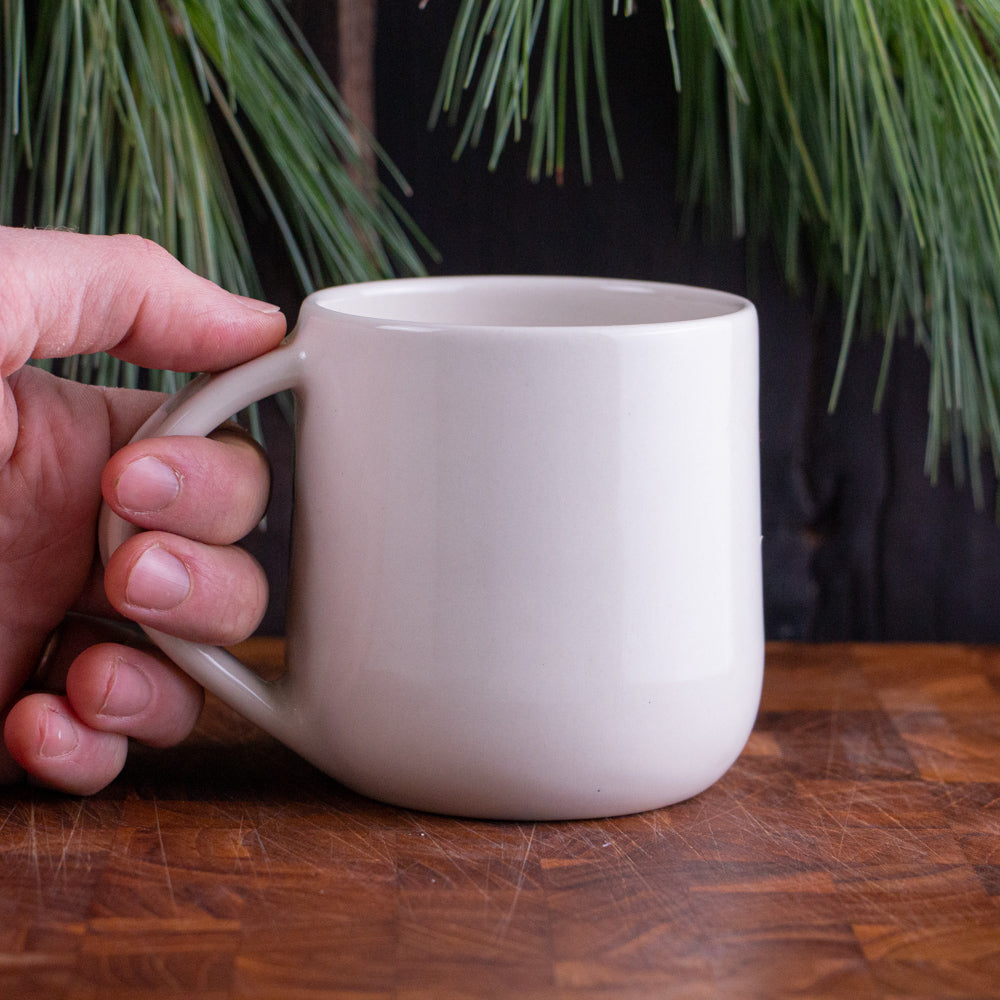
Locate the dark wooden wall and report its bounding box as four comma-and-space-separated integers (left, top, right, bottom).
250, 4, 1000, 642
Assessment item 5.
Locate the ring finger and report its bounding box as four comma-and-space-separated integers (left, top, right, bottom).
104, 531, 269, 645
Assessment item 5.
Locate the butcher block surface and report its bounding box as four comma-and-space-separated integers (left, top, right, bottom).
2, 640, 1000, 998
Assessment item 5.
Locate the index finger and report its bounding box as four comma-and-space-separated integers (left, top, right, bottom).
0, 227, 286, 377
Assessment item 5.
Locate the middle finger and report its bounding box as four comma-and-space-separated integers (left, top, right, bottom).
102, 429, 270, 546
104, 532, 269, 646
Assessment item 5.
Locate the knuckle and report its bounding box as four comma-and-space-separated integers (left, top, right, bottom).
105, 233, 172, 265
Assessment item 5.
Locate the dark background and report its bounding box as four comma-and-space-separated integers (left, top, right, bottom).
251, 4, 1000, 642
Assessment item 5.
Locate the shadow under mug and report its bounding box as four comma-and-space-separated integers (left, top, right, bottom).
100, 275, 763, 821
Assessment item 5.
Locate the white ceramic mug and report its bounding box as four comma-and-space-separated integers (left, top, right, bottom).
100, 275, 763, 820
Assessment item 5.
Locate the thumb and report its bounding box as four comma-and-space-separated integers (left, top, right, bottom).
0, 228, 286, 377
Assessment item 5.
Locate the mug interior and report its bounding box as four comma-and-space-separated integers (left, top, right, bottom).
312, 276, 748, 329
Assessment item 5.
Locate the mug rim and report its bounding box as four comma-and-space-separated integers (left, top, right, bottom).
305, 275, 754, 333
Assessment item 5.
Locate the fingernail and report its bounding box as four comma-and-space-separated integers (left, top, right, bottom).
126, 547, 191, 611
233, 294, 282, 315
99, 658, 153, 718
39, 708, 80, 759
116, 457, 180, 513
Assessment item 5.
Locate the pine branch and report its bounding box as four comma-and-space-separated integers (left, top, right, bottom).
680, 1, 1000, 505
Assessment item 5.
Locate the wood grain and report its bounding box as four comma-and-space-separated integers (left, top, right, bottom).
2, 641, 1000, 998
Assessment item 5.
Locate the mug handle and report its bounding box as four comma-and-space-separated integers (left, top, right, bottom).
98, 342, 306, 747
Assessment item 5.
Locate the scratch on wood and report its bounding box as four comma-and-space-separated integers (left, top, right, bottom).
0, 802, 16, 838
28, 801, 42, 896
152, 798, 177, 912
492, 823, 535, 944
54, 800, 86, 878
402, 815, 496, 899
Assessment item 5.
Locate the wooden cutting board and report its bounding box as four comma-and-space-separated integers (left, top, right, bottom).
2, 641, 999, 999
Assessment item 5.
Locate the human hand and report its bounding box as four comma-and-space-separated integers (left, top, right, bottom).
0, 227, 286, 793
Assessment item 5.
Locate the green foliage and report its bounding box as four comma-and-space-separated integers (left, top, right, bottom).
1, 0, 426, 394
432, 0, 1000, 502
